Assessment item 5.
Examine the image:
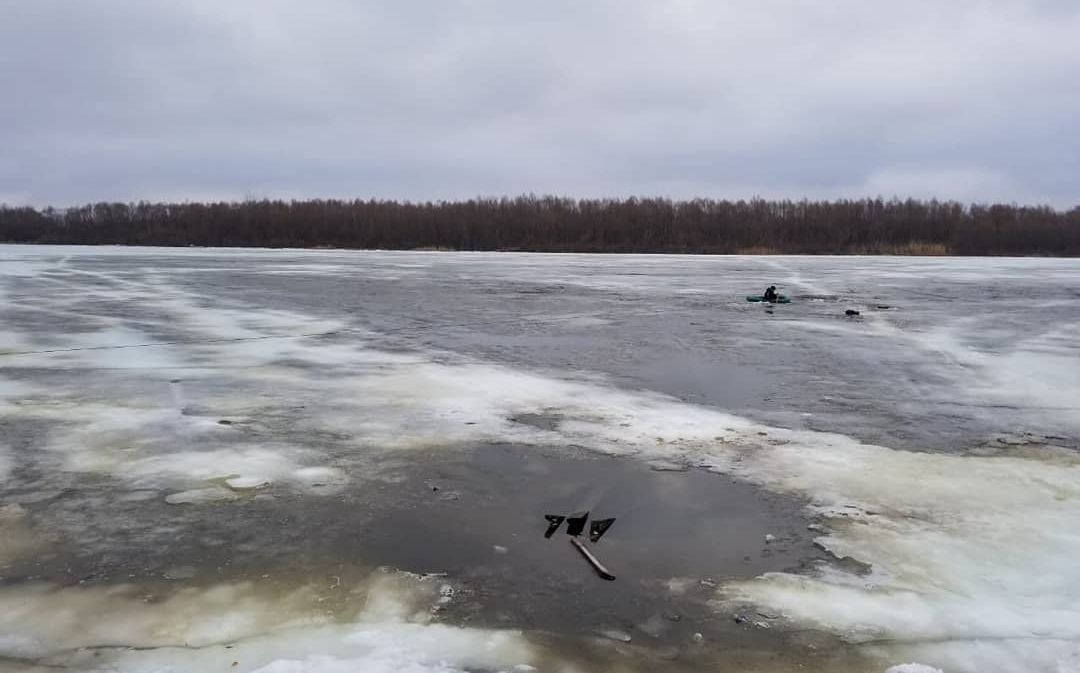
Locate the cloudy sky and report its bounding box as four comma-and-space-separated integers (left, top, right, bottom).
2, 0, 1077, 207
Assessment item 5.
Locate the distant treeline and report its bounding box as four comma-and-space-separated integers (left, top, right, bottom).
1, 197, 1078, 255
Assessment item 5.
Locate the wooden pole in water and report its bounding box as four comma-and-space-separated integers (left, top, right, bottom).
570, 537, 616, 581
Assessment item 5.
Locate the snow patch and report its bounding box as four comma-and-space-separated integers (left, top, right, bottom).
35, 403, 345, 495
227, 476, 272, 490
165, 487, 240, 505
0, 572, 540, 673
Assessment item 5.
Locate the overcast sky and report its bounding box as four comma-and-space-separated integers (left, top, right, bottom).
1, 0, 1077, 207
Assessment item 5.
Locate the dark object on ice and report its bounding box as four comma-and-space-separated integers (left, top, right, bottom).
544, 514, 565, 538
733, 614, 749, 624
746, 293, 790, 304
570, 537, 616, 580
589, 518, 616, 543
876, 305, 891, 309
763, 285, 778, 303
845, 309, 860, 316
565, 510, 590, 536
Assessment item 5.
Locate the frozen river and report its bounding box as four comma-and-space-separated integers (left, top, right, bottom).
1, 246, 1079, 673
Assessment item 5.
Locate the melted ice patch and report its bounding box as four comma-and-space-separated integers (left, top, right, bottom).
316, 359, 1080, 672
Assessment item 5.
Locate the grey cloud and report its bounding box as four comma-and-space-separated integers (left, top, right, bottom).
1, 0, 1078, 206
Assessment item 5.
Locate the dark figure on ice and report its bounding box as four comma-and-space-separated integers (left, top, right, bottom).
763, 285, 778, 303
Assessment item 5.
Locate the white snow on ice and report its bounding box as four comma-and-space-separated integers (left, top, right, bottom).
0, 571, 541, 673
885, 665, 944, 673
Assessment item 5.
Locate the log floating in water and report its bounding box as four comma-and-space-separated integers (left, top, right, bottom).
570, 537, 616, 581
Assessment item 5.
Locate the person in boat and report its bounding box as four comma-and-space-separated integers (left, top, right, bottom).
763, 285, 779, 303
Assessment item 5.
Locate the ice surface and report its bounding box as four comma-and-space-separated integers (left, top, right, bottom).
165, 487, 240, 504
0, 504, 38, 567
0, 571, 540, 673
226, 476, 272, 490
25, 400, 345, 496
871, 639, 1080, 673
307, 353, 1080, 670
3, 247, 1080, 672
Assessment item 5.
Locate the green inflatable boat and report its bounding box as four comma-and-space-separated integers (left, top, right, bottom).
746, 294, 790, 304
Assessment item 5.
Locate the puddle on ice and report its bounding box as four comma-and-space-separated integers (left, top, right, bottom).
356, 445, 826, 640
0, 442, 841, 671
